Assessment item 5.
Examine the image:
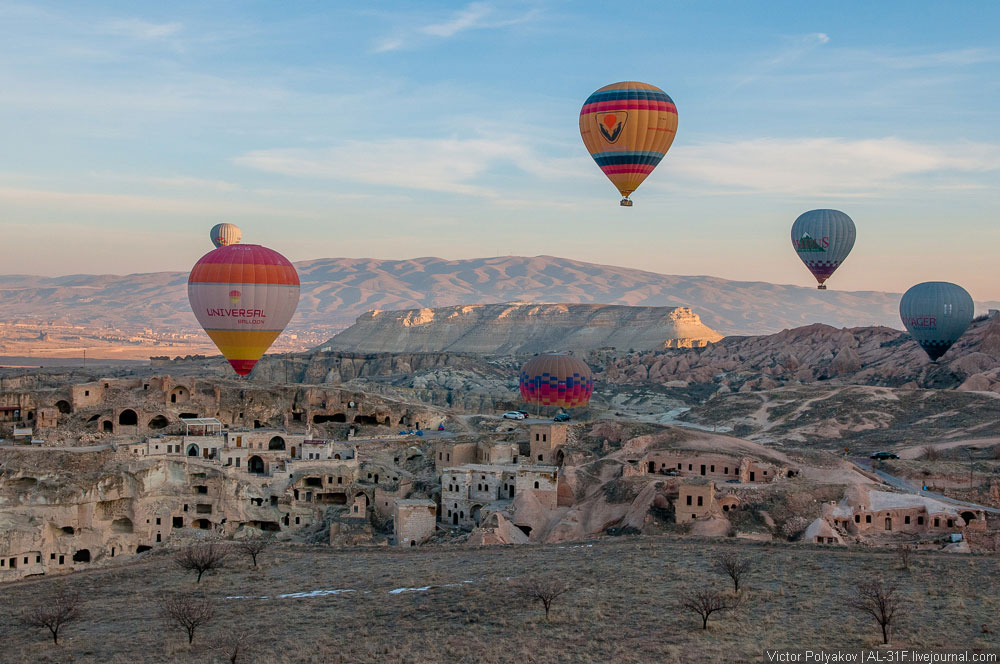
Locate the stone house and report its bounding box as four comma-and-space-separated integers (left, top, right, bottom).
640, 450, 783, 484
529, 423, 568, 465
675, 480, 716, 522
441, 463, 559, 528
394, 499, 437, 547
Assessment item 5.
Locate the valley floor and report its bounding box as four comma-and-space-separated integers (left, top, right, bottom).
0, 537, 996, 663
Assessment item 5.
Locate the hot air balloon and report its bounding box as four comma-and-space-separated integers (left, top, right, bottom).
519, 353, 594, 410
790, 209, 856, 290
579, 81, 678, 206
187, 244, 300, 376
899, 282, 974, 362
210, 223, 242, 248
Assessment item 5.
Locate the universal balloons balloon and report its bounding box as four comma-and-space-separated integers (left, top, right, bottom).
187, 244, 300, 376
210, 223, 242, 248
899, 281, 974, 361
519, 353, 594, 409
790, 209, 856, 289
579, 81, 678, 206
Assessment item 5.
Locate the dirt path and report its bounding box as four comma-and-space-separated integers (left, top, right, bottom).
897, 437, 1000, 460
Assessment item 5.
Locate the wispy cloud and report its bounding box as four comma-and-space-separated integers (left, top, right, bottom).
235, 135, 583, 197
733, 32, 830, 89
373, 2, 540, 53
660, 137, 1000, 197
103, 18, 182, 40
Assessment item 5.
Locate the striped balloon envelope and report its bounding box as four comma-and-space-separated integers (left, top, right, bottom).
210, 223, 242, 248
187, 244, 300, 376
579, 81, 678, 206
519, 354, 594, 409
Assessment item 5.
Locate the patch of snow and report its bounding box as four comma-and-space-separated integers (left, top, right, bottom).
388, 586, 432, 595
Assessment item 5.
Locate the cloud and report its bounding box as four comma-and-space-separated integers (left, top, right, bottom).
733, 32, 831, 89
373, 2, 539, 52
660, 137, 1000, 197
104, 18, 182, 40
235, 135, 583, 197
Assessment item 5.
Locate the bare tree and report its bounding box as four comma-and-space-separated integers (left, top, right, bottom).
162, 594, 215, 645
848, 578, 905, 645
175, 541, 229, 582
213, 628, 253, 664
236, 534, 271, 568
20, 587, 81, 645
517, 576, 570, 621
716, 552, 753, 593
921, 446, 940, 461
681, 587, 743, 630
897, 544, 912, 571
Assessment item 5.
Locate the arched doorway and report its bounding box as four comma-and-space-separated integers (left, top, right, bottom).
186, 444, 200, 457
169, 386, 190, 404
248, 456, 265, 474
148, 415, 169, 430
55, 400, 71, 414
102, 420, 113, 433
118, 409, 138, 426
471, 505, 482, 525
960, 511, 977, 525
268, 436, 286, 451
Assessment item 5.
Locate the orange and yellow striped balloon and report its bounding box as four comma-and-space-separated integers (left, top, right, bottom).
579, 81, 678, 205
187, 244, 300, 376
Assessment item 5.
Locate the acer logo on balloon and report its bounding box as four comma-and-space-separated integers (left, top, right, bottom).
902, 316, 937, 329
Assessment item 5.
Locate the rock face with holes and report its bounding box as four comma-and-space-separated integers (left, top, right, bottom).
319, 303, 722, 354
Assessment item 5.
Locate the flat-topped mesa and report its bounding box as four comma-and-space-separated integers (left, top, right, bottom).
319, 302, 723, 355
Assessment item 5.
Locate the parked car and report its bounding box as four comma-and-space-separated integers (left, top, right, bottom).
553, 413, 571, 422
515, 410, 530, 417
502, 411, 526, 420
870, 451, 899, 460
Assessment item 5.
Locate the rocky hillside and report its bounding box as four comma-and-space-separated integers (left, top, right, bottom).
320, 303, 722, 354
602, 314, 1000, 394
5, 255, 996, 336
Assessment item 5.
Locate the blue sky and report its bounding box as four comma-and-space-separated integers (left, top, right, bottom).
1, 1, 998, 297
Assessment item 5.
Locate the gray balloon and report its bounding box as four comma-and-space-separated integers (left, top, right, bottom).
899, 281, 974, 361
790, 209, 856, 289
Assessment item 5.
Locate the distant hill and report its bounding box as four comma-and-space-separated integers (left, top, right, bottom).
320, 303, 723, 354
2, 255, 997, 336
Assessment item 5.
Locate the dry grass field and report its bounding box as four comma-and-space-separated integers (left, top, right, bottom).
0, 537, 997, 663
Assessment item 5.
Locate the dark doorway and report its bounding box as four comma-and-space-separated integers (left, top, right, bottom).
313, 414, 346, 424
72, 549, 91, 563
102, 420, 113, 432
148, 415, 169, 430
118, 409, 138, 426
55, 400, 71, 414
885, 517, 892, 531
186, 444, 199, 457
136, 545, 152, 553
268, 436, 286, 451
452, 513, 459, 525
248, 456, 264, 474
353, 414, 379, 425
960, 511, 977, 524
648, 461, 656, 473
700, 464, 706, 476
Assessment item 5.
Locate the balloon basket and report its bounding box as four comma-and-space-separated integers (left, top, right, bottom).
817, 284, 827, 290
619, 198, 633, 207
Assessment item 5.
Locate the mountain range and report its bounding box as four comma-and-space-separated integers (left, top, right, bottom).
2, 255, 996, 336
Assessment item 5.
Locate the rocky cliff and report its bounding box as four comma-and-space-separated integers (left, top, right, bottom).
319, 302, 722, 354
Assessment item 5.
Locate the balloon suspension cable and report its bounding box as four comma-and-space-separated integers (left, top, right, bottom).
620, 197, 633, 207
